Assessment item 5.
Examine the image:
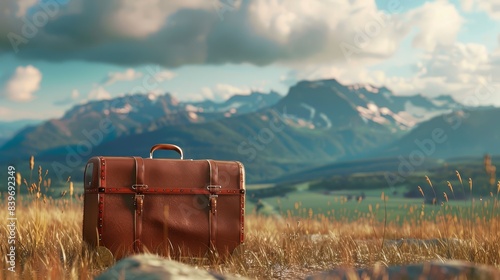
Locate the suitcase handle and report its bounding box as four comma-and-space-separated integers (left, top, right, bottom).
150, 144, 184, 159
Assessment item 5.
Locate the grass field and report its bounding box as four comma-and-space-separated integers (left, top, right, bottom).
3, 161, 500, 279
246, 182, 499, 224
2, 195, 500, 279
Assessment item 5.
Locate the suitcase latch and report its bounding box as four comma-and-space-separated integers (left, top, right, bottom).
132, 184, 149, 193
207, 185, 221, 192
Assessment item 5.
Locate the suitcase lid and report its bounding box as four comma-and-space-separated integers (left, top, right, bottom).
84, 144, 245, 195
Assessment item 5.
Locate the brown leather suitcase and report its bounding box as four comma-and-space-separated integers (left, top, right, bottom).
82, 144, 245, 260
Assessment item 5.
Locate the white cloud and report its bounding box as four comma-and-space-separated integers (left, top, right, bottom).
419, 43, 489, 82
54, 89, 81, 106
374, 42, 500, 105
461, 0, 500, 19
461, 0, 474, 11
71, 89, 80, 99
0, 106, 11, 117
199, 87, 215, 101
192, 84, 253, 102
152, 70, 176, 82
15, 0, 37, 17
88, 86, 112, 100
247, 0, 405, 64
406, 1, 463, 51
211, 84, 253, 101
2, 65, 42, 102
284, 40, 500, 106
216, 83, 251, 95
107, 0, 212, 39
108, 0, 172, 38
392, 43, 492, 98
103, 68, 143, 86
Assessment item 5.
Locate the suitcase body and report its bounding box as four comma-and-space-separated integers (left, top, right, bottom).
82, 144, 245, 260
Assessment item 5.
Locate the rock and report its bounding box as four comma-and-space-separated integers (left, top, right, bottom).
95, 254, 246, 280
306, 260, 500, 280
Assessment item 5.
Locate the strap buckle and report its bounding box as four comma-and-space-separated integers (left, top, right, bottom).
209, 196, 217, 215
134, 194, 145, 215
132, 184, 149, 193
207, 185, 222, 192
207, 185, 221, 214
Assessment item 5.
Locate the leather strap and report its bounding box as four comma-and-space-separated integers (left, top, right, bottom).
133, 157, 146, 253
134, 194, 144, 253
207, 160, 221, 253
85, 187, 243, 194
98, 157, 106, 245
133, 156, 147, 192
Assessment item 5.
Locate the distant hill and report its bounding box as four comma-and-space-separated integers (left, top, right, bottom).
373, 107, 500, 159
283, 107, 500, 185
0, 119, 41, 147
0, 79, 468, 182
268, 157, 444, 184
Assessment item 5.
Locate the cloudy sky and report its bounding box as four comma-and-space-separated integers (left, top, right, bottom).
1, 0, 500, 121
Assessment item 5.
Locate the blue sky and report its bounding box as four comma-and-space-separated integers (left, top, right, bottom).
1, 0, 500, 121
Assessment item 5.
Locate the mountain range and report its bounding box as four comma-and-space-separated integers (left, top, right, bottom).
375, 107, 500, 159
0, 91, 281, 158
1, 78, 496, 183
0, 119, 41, 147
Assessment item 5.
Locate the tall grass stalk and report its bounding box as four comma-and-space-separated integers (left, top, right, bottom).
470, 178, 474, 240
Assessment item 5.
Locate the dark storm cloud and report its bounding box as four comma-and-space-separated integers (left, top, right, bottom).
0, 0, 417, 67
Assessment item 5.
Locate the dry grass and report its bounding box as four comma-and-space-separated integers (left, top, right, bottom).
1, 198, 500, 279
2, 162, 500, 279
